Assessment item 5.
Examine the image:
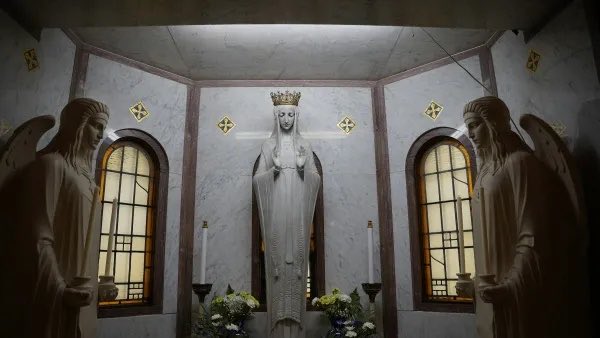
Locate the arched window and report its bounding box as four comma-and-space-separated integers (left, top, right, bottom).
251, 153, 325, 311
406, 127, 476, 313
95, 129, 168, 317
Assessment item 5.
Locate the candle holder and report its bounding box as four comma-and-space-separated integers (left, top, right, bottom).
98, 275, 119, 302
361, 282, 382, 321
192, 283, 213, 304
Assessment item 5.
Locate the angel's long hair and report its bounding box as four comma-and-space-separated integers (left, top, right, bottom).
41, 98, 109, 174
463, 96, 528, 173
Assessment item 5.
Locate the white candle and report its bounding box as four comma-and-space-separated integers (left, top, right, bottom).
367, 220, 374, 283
456, 196, 466, 274
200, 221, 208, 284
104, 198, 118, 276
479, 188, 490, 273
81, 187, 100, 276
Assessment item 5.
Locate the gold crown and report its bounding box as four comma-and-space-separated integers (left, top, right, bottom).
270, 90, 301, 106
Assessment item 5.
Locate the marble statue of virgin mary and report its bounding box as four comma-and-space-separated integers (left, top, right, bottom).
253, 91, 321, 338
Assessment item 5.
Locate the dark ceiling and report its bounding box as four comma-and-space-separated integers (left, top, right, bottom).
3, 0, 571, 32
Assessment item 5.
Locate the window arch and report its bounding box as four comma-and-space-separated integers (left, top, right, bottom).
406, 127, 477, 313
95, 129, 168, 317
251, 152, 325, 311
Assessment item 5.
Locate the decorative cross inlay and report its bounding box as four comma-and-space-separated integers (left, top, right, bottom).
217, 116, 235, 134
337, 116, 356, 134
424, 101, 443, 120
23, 48, 39, 71
526, 49, 541, 73
129, 101, 150, 122
0, 120, 11, 137
550, 121, 566, 137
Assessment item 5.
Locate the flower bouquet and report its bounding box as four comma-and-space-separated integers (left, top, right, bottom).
193, 285, 260, 338
312, 288, 377, 337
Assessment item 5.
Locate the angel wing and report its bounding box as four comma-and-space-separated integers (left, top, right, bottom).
519, 114, 586, 228
0, 115, 55, 189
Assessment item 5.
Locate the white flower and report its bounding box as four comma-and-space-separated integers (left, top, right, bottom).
339, 294, 351, 303
343, 320, 353, 325
211, 314, 222, 321
345, 326, 355, 331
311, 297, 319, 306
211, 322, 221, 327
345, 331, 357, 337
362, 322, 375, 330
246, 299, 256, 308
225, 323, 239, 331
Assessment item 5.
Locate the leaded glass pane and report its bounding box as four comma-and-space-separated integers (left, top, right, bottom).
453, 169, 469, 198
103, 172, 120, 202
423, 151, 437, 174
137, 151, 150, 176
133, 207, 148, 236
450, 145, 466, 168
122, 146, 138, 174
436, 145, 452, 171
134, 177, 149, 205
120, 174, 135, 204
426, 204, 441, 233
441, 202, 457, 231
424, 175, 439, 203
107, 147, 123, 171
439, 172, 454, 201
118, 205, 133, 235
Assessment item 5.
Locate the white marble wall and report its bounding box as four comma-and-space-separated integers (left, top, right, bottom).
0, 11, 75, 146
194, 87, 381, 336
491, 0, 600, 149
83, 55, 186, 338
384, 55, 484, 338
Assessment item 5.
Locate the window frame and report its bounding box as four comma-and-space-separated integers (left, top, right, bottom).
94, 129, 169, 318
406, 127, 477, 313
251, 152, 325, 312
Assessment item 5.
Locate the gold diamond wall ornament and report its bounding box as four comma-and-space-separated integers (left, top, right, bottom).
217, 116, 235, 134
0, 120, 11, 137
129, 101, 150, 122
526, 49, 541, 72
424, 101, 443, 120
550, 121, 567, 137
24, 48, 39, 71
337, 116, 356, 134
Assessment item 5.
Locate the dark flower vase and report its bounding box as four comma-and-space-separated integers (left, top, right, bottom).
325, 317, 346, 338
227, 321, 249, 338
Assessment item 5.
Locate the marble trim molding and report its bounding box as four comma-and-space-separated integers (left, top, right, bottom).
61, 28, 504, 88
68, 47, 89, 100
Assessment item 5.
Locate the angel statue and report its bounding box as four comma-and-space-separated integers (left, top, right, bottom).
0, 98, 110, 338
253, 91, 321, 338
455, 96, 590, 338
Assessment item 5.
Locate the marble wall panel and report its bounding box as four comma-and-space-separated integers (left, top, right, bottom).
397, 310, 475, 338
194, 87, 381, 315
384, 55, 483, 336
491, 0, 600, 150
0, 12, 75, 146
97, 314, 176, 338
85, 55, 187, 337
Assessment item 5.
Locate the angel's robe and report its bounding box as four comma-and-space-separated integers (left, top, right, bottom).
0, 153, 100, 338
472, 148, 582, 338
253, 136, 320, 338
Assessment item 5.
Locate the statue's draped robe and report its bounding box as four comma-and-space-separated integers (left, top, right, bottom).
0, 153, 100, 338
253, 137, 320, 338
472, 150, 579, 338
